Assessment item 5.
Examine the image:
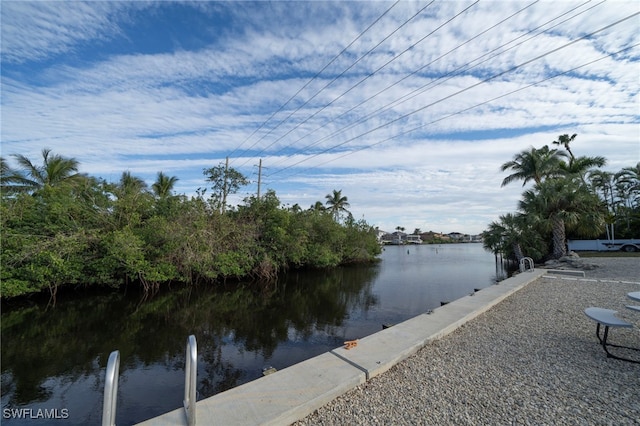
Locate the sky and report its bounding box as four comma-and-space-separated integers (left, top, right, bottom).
2, 1, 639, 235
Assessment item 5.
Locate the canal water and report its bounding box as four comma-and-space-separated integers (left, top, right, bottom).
1, 243, 510, 425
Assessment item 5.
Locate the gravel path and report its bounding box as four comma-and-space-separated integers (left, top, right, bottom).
578, 257, 640, 282
294, 258, 640, 425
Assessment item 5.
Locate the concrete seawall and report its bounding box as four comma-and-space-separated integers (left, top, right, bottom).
137, 269, 546, 426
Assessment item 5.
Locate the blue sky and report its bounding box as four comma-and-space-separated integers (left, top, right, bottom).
2, 1, 639, 234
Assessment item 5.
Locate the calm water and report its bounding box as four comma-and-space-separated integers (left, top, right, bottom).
1, 243, 509, 425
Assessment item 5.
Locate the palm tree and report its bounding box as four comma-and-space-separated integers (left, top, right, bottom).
325, 189, 350, 221
552, 133, 577, 161
613, 163, 640, 234
112, 171, 151, 227
500, 145, 567, 187
616, 162, 640, 203
1, 157, 29, 195
118, 171, 147, 194
7, 148, 81, 193
550, 133, 606, 183
559, 155, 607, 184
310, 201, 326, 212
483, 213, 526, 261
590, 170, 616, 206
589, 170, 617, 240
289, 203, 302, 213
519, 178, 605, 259
152, 171, 178, 199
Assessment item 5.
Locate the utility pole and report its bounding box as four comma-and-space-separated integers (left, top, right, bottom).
257, 159, 262, 200
221, 156, 229, 213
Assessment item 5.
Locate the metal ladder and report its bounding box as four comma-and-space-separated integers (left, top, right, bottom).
102, 335, 197, 426
519, 257, 535, 273
102, 351, 120, 426
184, 335, 197, 426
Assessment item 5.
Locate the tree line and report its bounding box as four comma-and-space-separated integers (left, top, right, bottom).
483, 134, 640, 262
0, 150, 381, 300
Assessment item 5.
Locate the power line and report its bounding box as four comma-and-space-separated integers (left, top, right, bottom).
232, 0, 436, 168
345, 0, 608, 133
266, 0, 600, 170
238, 0, 479, 168
266, 0, 545, 168
226, 0, 401, 160
265, 10, 639, 180
265, 2, 625, 177
308, 42, 640, 172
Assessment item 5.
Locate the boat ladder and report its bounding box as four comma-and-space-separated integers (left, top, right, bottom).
519, 257, 535, 273
102, 335, 197, 425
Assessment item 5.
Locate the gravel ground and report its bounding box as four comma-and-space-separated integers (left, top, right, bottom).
294, 258, 640, 425
579, 257, 640, 282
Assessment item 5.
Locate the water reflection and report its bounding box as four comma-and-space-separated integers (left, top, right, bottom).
1, 264, 378, 424
1, 243, 506, 425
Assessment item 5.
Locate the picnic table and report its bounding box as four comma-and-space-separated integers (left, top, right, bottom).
584, 291, 640, 363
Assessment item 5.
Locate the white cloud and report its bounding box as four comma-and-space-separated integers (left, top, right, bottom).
1, 1, 638, 235
0, 1, 138, 63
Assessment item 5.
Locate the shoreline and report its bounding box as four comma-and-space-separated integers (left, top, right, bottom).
294, 258, 640, 425
138, 261, 544, 425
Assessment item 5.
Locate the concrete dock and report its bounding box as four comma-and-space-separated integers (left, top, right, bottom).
137, 269, 546, 426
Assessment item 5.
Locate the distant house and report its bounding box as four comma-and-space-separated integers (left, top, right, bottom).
380, 231, 406, 245
447, 232, 482, 242
406, 234, 422, 244
380, 232, 393, 244
379, 230, 480, 245
375, 229, 387, 243
447, 232, 465, 241
391, 231, 406, 245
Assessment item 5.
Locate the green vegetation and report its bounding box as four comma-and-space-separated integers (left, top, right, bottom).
483, 134, 640, 262
0, 151, 381, 300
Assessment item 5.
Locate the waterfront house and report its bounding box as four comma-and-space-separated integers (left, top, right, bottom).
406, 234, 422, 244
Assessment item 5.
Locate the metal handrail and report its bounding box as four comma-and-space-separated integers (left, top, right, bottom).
102, 350, 120, 426
519, 257, 535, 272
184, 335, 197, 426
